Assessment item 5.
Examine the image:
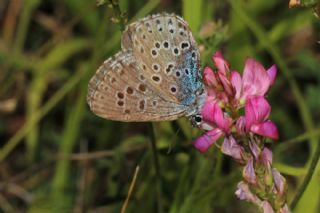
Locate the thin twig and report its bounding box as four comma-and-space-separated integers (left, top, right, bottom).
57, 143, 147, 161
121, 166, 140, 213
148, 123, 163, 213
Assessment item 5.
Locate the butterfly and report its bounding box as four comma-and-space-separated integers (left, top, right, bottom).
87, 13, 207, 127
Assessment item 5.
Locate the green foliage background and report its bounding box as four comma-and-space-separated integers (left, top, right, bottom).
0, 0, 319, 212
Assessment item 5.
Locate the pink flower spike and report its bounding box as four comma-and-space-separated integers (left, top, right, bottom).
245, 97, 271, 130
193, 129, 224, 153
242, 58, 270, 99
251, 121, 279, 140
267, 64, 277, 86
213, 103, 232, 132
204, 66, 219, 88
243, 158, 257, 184
231, 71, 242, 99
212, 51, 230, 75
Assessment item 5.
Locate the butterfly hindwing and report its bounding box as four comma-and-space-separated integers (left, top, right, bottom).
87, 51, 187, 121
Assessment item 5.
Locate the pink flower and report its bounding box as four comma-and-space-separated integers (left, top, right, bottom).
244, 96, 279, 140
243, 158, 257, 184
194, 100, 232, 153
235, 181, 259, 203
221, 136, 244, 161
231, 58, 277, 103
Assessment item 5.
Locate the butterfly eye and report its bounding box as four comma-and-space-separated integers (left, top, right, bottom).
190, 115, 202, 127
195, 115, 202, 123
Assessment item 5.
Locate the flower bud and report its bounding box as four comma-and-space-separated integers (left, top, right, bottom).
204, 67, 221, 89
243, 158, 257, 185
260, 201, 275, 213
221, 136, 244, 161
235, 181, 259, 203
264, 162, 273, 187
249, 141, 260, 161
279, 204, 291, 213
236, 116, 246, 135
272, 168, 287, 197
261, 148, 273, 165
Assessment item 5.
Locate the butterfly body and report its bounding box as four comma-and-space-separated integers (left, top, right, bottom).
87, 13, 206, 124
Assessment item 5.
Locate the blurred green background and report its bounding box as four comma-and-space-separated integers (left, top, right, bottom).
0, 0, 319, 212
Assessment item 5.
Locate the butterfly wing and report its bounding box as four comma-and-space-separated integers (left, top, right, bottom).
87, 51, 188, 121
121, 13, 203, 111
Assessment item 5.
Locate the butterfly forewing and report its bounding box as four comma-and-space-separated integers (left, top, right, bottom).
122, 14, 202, 106
87, 51, 187, 121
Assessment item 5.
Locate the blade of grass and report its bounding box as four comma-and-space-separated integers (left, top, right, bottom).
26, 39, 90, 161
0, 68, 86, 162
182, 0, 203, 32
275, 128, 320, 154
51, 74, 87, 194
13, 0, 40, 54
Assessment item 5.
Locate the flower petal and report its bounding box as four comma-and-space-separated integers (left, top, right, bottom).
251, 121, 279, 140
236, 116, 246, 135
193, 129, 224, 153
235, 181, 259, 203
280, 205, 290, 213
243, 158, 257, 184
213, 103, 232, 132
201, 100, 216, 124
245, 96, 271, 130
221, 136, 244, 161
204, 66, 220, 88
260, 201, 275, 213
261, 147, 273, 165
267, 64, 277, 86
272, 168, 287, 197
242, 58, 270, 99
249, 141, 260, 161
212, 51, 230, 75
218, 72, 233, 96
231, 71, 242, 100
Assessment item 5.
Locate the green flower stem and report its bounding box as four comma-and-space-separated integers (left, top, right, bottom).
290, 134, 320, 210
